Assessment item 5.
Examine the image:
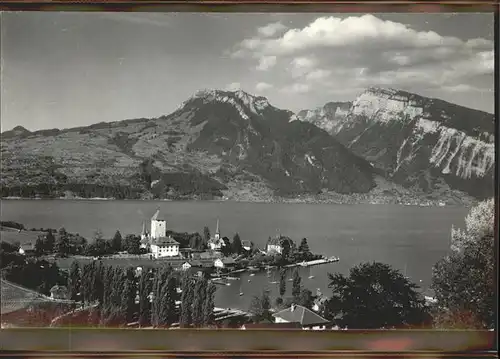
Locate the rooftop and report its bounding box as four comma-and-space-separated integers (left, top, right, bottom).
152, 237, 179, 246
151, 209, 165, 221
272, 305, 330, 326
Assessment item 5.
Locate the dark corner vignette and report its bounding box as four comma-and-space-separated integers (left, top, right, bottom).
0, 3, 497, 356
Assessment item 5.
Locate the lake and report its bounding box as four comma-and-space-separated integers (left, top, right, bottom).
0, 199, 469, 310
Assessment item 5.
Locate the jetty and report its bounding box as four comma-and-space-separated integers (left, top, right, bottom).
284, 256, 340, 268
213, 307, 252, 321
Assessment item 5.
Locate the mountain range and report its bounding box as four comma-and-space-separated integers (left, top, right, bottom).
1, 87, 494, 205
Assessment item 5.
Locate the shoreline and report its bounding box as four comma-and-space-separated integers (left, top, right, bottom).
0, 196, 472, 207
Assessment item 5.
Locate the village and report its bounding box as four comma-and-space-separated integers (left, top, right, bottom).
1, 208, 340, 330
136, 208, 339, 279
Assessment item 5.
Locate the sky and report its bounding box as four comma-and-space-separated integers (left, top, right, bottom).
0, 12, 495, 132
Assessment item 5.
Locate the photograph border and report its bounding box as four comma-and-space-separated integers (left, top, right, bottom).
0, 0, 498, 356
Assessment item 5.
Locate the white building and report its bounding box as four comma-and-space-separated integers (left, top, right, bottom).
266, 235, 294, 255
214, 257, 236, 269
151, 237, 180, 259
208, 219, 225, 251
141, 208, 180, 258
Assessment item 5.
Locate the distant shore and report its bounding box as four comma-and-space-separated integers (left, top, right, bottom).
0, 195, 474, 207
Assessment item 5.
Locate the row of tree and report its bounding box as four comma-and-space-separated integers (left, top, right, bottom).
66, 261, 217, 328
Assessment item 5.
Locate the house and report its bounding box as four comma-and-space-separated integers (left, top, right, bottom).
272, 304, 330, 330
242, 240, 252, 252
18, 243, 35, 255
181, 260, 204, 271
50, 285, 68, 300
266, 234, 294, 255
214, 257, 236, 269
150, 237, 180, 259
208, 219, 225, 251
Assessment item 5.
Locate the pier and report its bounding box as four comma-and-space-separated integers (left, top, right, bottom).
213, 307, 252, 321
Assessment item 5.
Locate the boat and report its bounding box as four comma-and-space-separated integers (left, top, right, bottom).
249, 273, 255, 277
308, 275, 315, 279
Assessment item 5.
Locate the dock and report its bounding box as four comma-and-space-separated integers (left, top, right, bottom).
284, 256, 340, 268
213, 307, 252, 321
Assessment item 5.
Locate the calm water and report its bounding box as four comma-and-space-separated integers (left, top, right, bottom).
0, 200, 468, 309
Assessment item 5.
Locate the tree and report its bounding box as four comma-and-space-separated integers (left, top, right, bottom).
34, 235, 45, 256
44, 230, 55, 253
203, 226, 211, 246
121, 267, 137, 324
138, 269, 153, 327
180, 272, 194, 328
124, 234, 141, 255
55, 230, 70, 256
158, 274, 178, 327
192, 277, 208, 327
279, 268, 287, 297
450, 198, 494, 252
221, 237, 232, 257
298, 238, 310, 254
324, 262, 430, 329
249, 290, 272, 323
94, 230, 107, 256
67, 261, 81, 301
232, 233, 243, 255
112, 230, 123, 252
431, 234, 494, 329
291, 268, 302, 299
431, 198, 495, 329
296, 288, 315, 309
203, 282, 217, 327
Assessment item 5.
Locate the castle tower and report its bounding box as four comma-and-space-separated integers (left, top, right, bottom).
151, 207, 167, 239
214, 219, 220, 240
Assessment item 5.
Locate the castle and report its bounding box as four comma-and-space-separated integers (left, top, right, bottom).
140, 208, 180, 258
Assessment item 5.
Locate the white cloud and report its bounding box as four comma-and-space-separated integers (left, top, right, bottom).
281, 83, 310, 94
224, 82, 241, 91
256, 56, 277, 71
255, 82, 273, 91
228, 14, 493, 104
289, 56, 317, 78
257, 22, 287, 37
305, 69, 332, 81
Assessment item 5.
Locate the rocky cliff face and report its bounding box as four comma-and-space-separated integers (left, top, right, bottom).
1, 89, 376, 200
296, 102, 351, 135
297, 87, 495, 199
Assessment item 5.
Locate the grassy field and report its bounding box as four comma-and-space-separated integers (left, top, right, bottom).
0, 227, 44, 246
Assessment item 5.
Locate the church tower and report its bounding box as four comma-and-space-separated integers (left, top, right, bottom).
141, 222, 149, 240
151, 208, 167, 239
214, 219, 220, 240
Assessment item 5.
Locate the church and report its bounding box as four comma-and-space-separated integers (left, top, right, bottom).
208, 219, 225, 251
140, 208, 180, 259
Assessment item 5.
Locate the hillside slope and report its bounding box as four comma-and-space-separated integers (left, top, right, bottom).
1, 89, 376, 201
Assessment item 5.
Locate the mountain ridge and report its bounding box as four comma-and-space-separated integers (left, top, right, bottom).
1, 87, 490, 204
1, 89, 378, 202
296, 87, 494, 200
